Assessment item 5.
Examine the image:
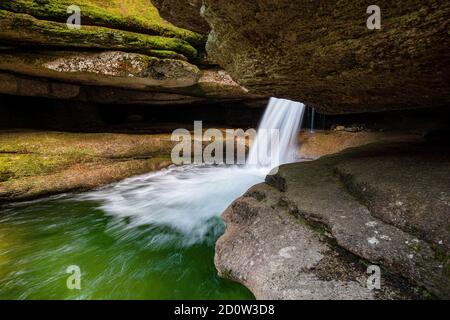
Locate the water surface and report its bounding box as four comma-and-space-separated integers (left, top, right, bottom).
0, 165, 265, 299
0, 97, 305, 299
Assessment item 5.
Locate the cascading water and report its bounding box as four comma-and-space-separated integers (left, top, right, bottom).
82, 97, 305, 244
248, 97, 305, 168
0, 97, 306, 299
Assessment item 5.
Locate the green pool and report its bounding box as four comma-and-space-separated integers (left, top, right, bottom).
0, 165, 265, 300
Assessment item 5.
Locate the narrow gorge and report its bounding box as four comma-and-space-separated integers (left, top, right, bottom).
0, 0, 448, 301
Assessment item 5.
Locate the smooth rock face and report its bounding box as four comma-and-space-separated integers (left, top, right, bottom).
217, 184, 413, 300
203, 0, 450, 114
0, 49, 261, 105
297, 131, 420, 160
152, 0, 210, 34
216, 142, 450, 299
0, 130, 175, 202
217, 185, 373, 300
0, 9, 197, 60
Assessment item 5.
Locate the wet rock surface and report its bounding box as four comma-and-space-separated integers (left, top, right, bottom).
217, 184, 421, 300
216, 141, 450, 299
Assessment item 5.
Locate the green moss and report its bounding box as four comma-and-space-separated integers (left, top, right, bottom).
0, 131, 172, 195
0, 131, 173, 157
0, 9, 197, 59
0, 154, 74, 181
148, 49, 187, 60
0, 132, 98, 181
0, 0, 205, 47
0, 131, 178, 202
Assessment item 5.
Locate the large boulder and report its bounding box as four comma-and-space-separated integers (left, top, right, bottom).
0, 130, 175, 202
152, 0, 210, 34
203, 0, 450, 114
216, 141, 450, 299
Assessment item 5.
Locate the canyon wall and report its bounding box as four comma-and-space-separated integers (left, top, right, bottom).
203, 0, 450, 114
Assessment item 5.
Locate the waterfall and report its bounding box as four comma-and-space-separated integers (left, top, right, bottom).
248, 97, 305, 168
80, 97, 306, 244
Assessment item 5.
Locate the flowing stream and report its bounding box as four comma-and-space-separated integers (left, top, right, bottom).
0, 98, 304, 299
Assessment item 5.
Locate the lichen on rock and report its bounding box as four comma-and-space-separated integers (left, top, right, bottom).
42, 51, 200, 84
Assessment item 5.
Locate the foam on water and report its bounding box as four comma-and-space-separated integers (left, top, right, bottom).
82, 98, 305, 244
81, 165, 266, 245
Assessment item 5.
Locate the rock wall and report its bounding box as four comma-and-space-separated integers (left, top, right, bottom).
0, 1, 263, 108
203, 0, 450, 114
152, 0, 210, 34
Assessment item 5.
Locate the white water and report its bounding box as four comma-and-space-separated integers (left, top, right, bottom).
81, 165, 266, 245
82, 98, 305, 245
248, 97, 305, 167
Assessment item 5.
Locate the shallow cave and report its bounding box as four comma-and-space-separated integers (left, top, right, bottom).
2, 94, 449, 139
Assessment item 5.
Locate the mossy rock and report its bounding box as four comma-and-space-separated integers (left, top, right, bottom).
0, 153, 73, 182
152, 0, 210, 35
0, 131, 176, 202
0, 9, 197, 59
0, 0, 205, 47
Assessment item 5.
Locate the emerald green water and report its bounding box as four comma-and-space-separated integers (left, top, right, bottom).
0, 165, 265, 300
